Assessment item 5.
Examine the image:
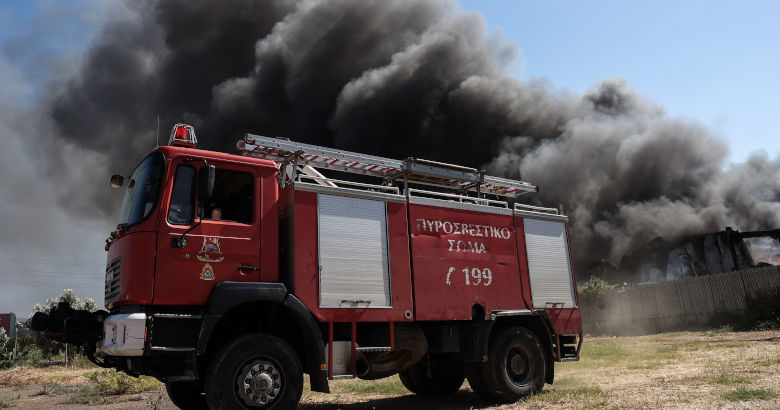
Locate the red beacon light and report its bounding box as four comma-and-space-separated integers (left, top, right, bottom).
169, 123, 198, 148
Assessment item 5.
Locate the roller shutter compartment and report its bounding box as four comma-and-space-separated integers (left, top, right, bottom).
523, 218, 576, 308
317, 194, 391, 308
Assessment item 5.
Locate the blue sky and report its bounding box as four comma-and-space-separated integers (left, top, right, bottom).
460, 0, 780, 163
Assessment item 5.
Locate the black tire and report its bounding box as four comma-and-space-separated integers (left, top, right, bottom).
399, 357, 464, 395
466, 362, 496, 400
165, 381, 208, 410
480, 326, 546, 402
205, 333, 303, 410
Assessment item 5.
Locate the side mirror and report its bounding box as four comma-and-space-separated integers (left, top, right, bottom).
198, 165, 216, 200
110, 175, 124, 189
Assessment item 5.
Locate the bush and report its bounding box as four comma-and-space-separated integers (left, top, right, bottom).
86, 369, 162, 395
578, 276, 615, 308
29, 289, 102, 361
0, 328, 10, 369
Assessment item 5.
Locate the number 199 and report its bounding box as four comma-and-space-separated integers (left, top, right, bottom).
463, 267, 492, 286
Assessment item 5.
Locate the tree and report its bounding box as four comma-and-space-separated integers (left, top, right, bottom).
578, 276, 616, 308
30, 289, 102, 361
0, 327, 10, 368
0, 327, 8, 354
31, 288, 100, 316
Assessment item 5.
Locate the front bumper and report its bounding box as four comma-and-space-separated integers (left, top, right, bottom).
98, 313, 147, 356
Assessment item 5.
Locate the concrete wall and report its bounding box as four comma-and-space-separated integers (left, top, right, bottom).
581, 266, 780, 335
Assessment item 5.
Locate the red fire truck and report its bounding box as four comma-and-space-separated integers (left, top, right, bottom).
31, 124, 581, 409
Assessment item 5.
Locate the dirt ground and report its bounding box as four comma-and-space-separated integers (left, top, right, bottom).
1, 329, 778, 409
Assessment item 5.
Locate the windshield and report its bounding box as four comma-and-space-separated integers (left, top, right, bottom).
116, 153, 165, 228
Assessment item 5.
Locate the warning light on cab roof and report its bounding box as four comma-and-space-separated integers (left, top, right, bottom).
169, 123, 197, 148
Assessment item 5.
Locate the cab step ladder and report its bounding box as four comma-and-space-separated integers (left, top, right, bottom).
326, 321, 395, 380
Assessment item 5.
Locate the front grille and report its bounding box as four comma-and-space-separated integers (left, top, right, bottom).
104, 258, 121, 304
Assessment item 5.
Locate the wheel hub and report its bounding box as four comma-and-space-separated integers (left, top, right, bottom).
237, 360, 282, 407
510, 353, 527, 375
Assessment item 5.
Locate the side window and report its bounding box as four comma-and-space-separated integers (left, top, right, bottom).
205, 169, 254, 224
167, 165, 195, 225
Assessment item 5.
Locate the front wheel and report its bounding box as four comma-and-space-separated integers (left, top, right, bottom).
205, 333, 303, 409
477, 326, 546, 402
165, 381, 207, 409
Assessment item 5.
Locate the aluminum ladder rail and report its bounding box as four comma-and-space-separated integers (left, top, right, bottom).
237, 134, 538, 198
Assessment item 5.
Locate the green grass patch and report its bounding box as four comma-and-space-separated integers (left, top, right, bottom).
45, 374, 70, 383
34, 372, 158, 405
645, 332, 686, 343
36, 381, 69, 395
655, 344, 679, 353
0, 398, 16, 408
336, 375, 408, 395
86, 369, 161, 395
756, 357, 780, 367
721, 387, 775, 402
552, 375, 582, 388
664, 340, 748, 353
523, 385, 609, 407
582, 340, 626, 360
714, 374, 753, 386
627, 360, 664, 370
705, 325, 733, 337
575, 339, 680, 371
64, 385, 143, 405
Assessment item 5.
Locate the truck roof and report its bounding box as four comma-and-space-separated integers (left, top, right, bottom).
155, 145, 278, 170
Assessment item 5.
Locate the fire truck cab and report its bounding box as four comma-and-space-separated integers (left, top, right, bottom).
32, 125, 582, 409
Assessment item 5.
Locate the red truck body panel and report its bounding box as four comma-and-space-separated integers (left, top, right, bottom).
408, 204, 526, 320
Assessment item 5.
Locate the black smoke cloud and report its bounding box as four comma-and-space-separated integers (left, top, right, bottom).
36, 0, 780, 274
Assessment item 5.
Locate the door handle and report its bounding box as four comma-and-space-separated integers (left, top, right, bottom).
341, 299, 371, 305
238, 265, 258, 271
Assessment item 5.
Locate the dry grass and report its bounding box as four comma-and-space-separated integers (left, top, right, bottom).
0, 366, 91, 387
299, 329, 780, 409
0, 329, 777, 409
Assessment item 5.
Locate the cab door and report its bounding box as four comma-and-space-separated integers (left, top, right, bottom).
154, 160, 261, 305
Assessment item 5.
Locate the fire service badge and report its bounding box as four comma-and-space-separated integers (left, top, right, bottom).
197, 237, 224, 262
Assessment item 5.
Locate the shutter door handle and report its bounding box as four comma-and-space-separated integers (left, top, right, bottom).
238, 265, 258, 271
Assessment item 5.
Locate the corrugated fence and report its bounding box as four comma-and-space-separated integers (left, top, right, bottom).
581, 265, 780, 334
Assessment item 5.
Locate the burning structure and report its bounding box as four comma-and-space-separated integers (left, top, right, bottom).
595, 227, 780, 284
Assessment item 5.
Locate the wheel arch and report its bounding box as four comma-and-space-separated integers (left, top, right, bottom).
197, 282, 329, 393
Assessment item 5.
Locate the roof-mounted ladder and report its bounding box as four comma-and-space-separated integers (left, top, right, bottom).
236, 134, 538, 198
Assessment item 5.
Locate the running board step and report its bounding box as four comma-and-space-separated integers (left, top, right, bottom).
332, 375, 355, 380
149, 346, 197, 352
355, 346, 392, 353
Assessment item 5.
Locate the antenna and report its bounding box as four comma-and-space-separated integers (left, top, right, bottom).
156, 115, 160, 148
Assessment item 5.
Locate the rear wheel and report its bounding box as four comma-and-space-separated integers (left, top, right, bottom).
165, 381, 207, 409
479, 326, 546, 402
399, 356, 464, 395
205, 333, 303, 409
